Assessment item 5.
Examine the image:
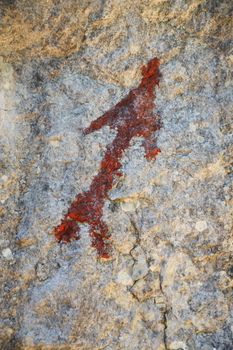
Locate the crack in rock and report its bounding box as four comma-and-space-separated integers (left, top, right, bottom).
159, 271, 169, 350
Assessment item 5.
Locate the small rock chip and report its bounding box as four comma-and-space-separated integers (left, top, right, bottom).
195, 220, 208, 232
2, 248, 13, 260
120, 201, 138, 212
1, 175, 8, 182
117, 270, 134, 286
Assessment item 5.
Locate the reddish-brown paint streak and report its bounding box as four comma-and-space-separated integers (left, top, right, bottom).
53, 57, 162, 259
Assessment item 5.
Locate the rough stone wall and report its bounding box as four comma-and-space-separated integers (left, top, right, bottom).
0, 0, 232, 349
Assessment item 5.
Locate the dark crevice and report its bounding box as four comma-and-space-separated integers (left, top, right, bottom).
159, 271, 169, 350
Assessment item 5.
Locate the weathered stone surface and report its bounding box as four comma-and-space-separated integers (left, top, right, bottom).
0, 1, 232, 349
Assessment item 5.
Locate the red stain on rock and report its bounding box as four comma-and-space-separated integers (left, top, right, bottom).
53, 57, 162, 259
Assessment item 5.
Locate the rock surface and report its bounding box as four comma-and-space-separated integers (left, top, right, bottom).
0, 1, 232, 349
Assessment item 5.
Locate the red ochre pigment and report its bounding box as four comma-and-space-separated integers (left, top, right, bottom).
53, 57, 162, 259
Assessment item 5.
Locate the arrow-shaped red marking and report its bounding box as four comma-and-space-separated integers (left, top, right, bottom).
53, 57, 162, 259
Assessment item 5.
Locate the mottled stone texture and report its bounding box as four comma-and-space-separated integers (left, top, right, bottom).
0, 1, 232, 349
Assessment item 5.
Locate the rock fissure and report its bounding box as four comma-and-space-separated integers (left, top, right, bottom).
159, 271, 169, 350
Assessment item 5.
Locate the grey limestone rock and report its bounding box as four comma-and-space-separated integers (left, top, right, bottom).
0, 0, 232, 349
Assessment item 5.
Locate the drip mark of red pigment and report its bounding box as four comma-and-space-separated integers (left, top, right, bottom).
53, 57, 162, 259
